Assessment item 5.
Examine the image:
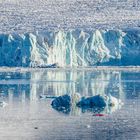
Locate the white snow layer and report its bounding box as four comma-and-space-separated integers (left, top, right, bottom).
1, 0, 140, 33
0, 29, 140, 67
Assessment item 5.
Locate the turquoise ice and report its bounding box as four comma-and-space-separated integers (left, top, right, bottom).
0, 29, 140, 67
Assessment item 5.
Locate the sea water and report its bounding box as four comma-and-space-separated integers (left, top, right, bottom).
0, 69, 139, 139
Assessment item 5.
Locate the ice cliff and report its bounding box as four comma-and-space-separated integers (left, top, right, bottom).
0, 29, 140, 67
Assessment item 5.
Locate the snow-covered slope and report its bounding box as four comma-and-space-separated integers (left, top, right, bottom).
0, 29, 139, 67
0, 0, 140, 33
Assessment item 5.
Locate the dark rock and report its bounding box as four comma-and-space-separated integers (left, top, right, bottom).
51, 94, 71, 114
37, 63, 59, 68
34, 127, 38, 129
77, 95, 106, 108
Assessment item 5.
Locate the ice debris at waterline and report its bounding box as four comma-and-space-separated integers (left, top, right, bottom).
51, 94, 123, 115
40, 95, 56, 99
0, 101, 8, 108
0, 29, 140, 67
35, 63, 59, 68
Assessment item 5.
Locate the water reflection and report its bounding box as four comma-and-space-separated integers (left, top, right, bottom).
0, 70, 139, 115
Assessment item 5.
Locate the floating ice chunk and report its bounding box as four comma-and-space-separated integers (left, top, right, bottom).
105, 94, 124, 114
40, 95, 56, 99
86, 125, 91, 128
0, 101, 8, 108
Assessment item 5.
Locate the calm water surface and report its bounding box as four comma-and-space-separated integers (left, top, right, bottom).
0, 70, 139, 140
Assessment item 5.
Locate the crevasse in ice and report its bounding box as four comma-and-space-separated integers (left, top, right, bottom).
0, 29, 140, 67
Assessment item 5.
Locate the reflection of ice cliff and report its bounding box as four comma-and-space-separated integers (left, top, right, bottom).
0, 71, 124, 99
30, 71, 124, 115
0, 71, 123, 99
31, 71, 124, 101
2, 70, 137, 115
0, 29, 140, 67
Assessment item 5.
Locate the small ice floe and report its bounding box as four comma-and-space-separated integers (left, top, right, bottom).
105, 94, 124, 114
86, 125, 91, 128
39, 95, 56, 99
0, 101, 8, 108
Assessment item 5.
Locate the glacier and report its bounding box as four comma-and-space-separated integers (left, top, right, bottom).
0, 29, 140, 67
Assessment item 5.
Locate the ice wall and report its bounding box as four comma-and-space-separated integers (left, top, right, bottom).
0, 29, 140, 67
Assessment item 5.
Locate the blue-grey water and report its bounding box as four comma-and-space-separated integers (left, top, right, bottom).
0, 70, 139, 140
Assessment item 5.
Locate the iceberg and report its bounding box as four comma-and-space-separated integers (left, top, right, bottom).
0, 29, 140, 67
